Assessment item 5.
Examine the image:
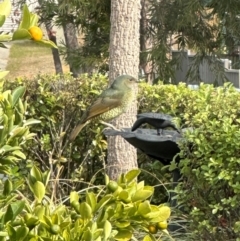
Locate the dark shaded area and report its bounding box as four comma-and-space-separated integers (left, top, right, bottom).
105, 128, 181, 163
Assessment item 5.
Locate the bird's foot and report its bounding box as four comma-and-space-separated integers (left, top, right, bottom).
100, 121, 121, 132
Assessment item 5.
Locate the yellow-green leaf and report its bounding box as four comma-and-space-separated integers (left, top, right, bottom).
158, 206, 171, 221
19, 4, 31, 29
143, 235, 154, 241
80, 202, 92, 220
33, 181, 45, 202
0, 0, 11, 18
29, 12, 38, 28
114, 230, 132, 241
35, 39, 58, 49
131, 187, 154, 202
86, 192, 97, 212
12, 29, 31, 40
70, 191, 79, 203
0, 34, 11, 41
0, 15, 5, 27
95, 195, 112, 212
138, 201, 152, 216
12, 86, 26, 106
125, 169, 141, 183
103, 220, 112, 239
3, 179, 12, 196
30, 166, 43, 182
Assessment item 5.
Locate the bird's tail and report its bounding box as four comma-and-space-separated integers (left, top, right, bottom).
69, 122, 88, 141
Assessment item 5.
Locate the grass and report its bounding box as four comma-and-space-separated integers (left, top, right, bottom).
6, 41, 69, 79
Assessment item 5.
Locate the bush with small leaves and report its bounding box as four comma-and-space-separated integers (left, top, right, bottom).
0, 167, 172, 241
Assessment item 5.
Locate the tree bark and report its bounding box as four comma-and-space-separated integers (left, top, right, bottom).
45, 25, 63, 75
62, 22, 81, 77
140, 0, 153, 84
107, 0, 141, 180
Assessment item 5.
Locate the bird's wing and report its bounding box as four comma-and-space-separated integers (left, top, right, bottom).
84, 89, 124, 121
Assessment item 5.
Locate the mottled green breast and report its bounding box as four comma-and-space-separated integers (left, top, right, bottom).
100, 90, 134, 121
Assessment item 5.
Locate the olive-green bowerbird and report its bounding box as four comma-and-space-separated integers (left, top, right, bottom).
69, 74, 137, 141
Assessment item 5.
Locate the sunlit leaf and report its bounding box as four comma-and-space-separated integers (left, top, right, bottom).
12, 29, 32, 40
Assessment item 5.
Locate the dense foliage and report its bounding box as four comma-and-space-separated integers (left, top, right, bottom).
139, 82, 240, 240
0, 167, 172, 241
4, 74, 240, 240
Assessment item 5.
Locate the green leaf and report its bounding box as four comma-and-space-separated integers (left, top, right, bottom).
12, 150, 26, 159
42, 170, 51, 186
138, 201, 152, 216
33, 181, 45, 202
114, 229, 132, 241
12, 29, 32, 40
19, 4, 31, 29
125, 169, 141, 183
95, 195, 112, 212
4, 201, 25, 223
103, 220, 112, 240
80, 202, 92, 220
3, 204, 13, 223
131, 187, 154, 202
0, 15, 5, 27
143, 235, 154, 241
43, 215, 52, 227
30, 166, 43, 182
0, 145, 21, 154
115, 221, 130, 228
158, 206, 171, 221
70, 191, 79, 203
35, 39, 58, 49
6, 225, 16, 240
119, 190, 130, 203
34, 206, 45, 220
0, 34, 11, 42
0, 0, 11, 18
82, 229, 93, 241
86, 192, 97, 212
11, 201, 25, 219
12, 86, 26, 106
29, 13, 38, 28
16, 226, 29, 241
0, 71, 9, 79
3, 179, 12, 196
23, 118, 41, 126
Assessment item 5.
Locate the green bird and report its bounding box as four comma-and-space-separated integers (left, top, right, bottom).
69, 74, 137, 141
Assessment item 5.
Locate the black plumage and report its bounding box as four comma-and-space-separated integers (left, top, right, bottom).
132, 113, 180, 135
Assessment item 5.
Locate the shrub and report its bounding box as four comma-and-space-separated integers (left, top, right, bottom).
0, 167, 172, 241
139, 82, 240, 240
5, 74, 240, 240
4, 74, 109, 197
0, 85, 39, 175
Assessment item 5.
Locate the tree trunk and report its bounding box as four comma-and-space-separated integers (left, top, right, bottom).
140, 0, 153, 84
107, 0, 141, 180
62, 23, 81, 77
45, 24, 63, 75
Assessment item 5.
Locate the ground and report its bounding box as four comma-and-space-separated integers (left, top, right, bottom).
5, 41, 69, 79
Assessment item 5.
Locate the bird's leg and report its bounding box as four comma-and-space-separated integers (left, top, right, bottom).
100, 121, 122, 132
157, 129, 163, 135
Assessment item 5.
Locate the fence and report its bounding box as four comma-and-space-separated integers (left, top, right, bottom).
172, 50, 240, 88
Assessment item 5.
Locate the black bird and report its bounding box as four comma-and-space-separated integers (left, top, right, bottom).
131, 112, 180, 135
